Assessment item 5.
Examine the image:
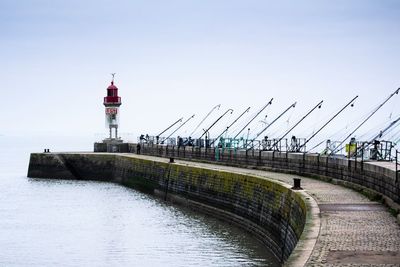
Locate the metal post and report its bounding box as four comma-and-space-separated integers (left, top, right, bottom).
347, 142, 351, 170
292, 178, 302, 190
246, 128, 250, 149
355, 142, 358, 171
361, 142, 364, 172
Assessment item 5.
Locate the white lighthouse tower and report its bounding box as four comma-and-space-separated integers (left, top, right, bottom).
104, 73, 122, 141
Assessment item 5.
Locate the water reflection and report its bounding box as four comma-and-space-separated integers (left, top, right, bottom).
0, 136, 279, 266
0, 177, 279, 266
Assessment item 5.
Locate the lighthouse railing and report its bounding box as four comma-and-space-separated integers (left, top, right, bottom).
104, 96, 121, 104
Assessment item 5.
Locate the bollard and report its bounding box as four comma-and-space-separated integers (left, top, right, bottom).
169, 157, 175, 163
292, 178, 302, 190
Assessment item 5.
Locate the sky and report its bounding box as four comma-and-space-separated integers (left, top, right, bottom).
1, 0, 399, 149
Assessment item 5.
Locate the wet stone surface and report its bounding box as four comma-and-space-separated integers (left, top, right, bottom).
306, 210, 400, 266
319, 204, 386, 212
327, 251, 400, 264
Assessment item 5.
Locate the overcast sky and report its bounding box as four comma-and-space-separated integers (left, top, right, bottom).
1, 0, 399, 148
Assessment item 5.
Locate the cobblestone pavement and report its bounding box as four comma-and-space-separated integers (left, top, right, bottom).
125, 155, 400, 266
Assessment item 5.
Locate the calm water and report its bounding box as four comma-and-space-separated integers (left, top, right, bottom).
0, 136, 279, 266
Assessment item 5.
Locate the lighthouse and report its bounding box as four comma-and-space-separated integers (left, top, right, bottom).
94, 74, 127, 152
104, 73, 122, 140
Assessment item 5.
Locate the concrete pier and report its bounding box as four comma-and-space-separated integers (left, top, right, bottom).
28, 152, 313, 265
28, 149, 400, 266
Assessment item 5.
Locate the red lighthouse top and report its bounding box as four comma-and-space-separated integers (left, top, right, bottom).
107, 81, 118, 90
104, 75, 121, 106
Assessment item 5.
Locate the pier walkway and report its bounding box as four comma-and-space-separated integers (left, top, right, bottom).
125, 154, 400, 266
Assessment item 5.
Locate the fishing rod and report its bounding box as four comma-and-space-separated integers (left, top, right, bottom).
259, 115, 268, 126
156, 117, 183, 143
271, 100, 323, 149
190, 104, 221, 137
210, 107, 251, 146
308, 139, 328, 153
331, 88, 400, 154
233, 98, 273, 139
198, 109, 234, 140
386, 127, 400, 144
243, 128, 251, 142
246, 102, 297, 150
161, 114, 195, 144
369, 115, 400, 142
299, 95, 358, 152
353, 114, 400, 157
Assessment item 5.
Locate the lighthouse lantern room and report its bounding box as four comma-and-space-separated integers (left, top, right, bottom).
104, 73, 122, 140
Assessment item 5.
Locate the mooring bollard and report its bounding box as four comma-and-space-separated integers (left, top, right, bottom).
169, 157, 175, 163
292, 178, 302, 190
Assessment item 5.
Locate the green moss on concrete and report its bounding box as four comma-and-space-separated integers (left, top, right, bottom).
28, 152, 308, 263
121, 176, 159, 194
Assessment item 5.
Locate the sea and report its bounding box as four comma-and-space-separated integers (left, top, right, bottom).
0, 135, 279, 267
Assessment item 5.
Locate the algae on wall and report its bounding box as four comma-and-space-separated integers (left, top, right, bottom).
28, 153, 307, 262
104, 155, 307, 261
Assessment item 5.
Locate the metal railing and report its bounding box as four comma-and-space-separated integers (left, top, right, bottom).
261, 138, 306, 152
103, 96, 121, 104
137, 134, 310, 152
332, 140, 395, 161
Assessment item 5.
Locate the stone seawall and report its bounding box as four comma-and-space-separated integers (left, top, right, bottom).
128, 144, 399, 208
28, 153, 308, 264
